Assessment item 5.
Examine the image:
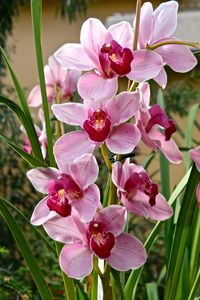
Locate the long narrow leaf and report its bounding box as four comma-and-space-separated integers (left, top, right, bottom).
30, 0, 55, 167
0, 197, 53, 300
146, 282, 159, 300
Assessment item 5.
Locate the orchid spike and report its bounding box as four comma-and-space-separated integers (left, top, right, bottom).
28, 55, 81, 107
27, 154, 100, 223
112, 159, 173, 220
54, 18, 163, 99
52, 90, 141, 163
138, 1, 197, 88
136, 83, 183, 164
41, 205, 147, 279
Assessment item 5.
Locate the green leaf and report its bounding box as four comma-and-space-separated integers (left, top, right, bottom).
30, 0, 55, 167
124, 168, 192, 299
0, 49, 43, 161
0, 197, 53, 300
0, 133, 47, 168
164, 165, 200, 300
91, 268, 98, 300
0, 94, 43, 161
146, 282, 159, 300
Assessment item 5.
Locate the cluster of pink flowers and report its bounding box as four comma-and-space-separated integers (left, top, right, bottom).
26, 1, 198, 279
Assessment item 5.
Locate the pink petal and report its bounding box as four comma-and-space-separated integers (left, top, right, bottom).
80, 18, 107, 69
54, 44, 94, 71
121, 193, 149, 218
51, 103, 86, 126
69, 154, 99, 189
48, 55, 62, 83
137, 120, 158, 152
106, 123, 141, 154
106, 233, 147, 271
196, 184, 200, 208
107, 91, 140, 126
73, 184, 100, 222
144, 193, 173, 220
95, 205, 126, 236
27, 167, 60, 194
59, 243, 93, 279
128, 49, 163, 82
78, 72, 118, 101
138, 2, 153, 48
44, 65, 55, 85
138, 82, 151, 108
153, 67, 167, 89
31, 197, 57, 226
43, 215, 84, 243
108, 21, 133, 48
28, 85, 42, 107
112, 161, 125, 190
54, 131, 95, 167
152, 1, 178, 42
156, 43, 197, 72
61, 69, 81, 97
189, 146, 200, 171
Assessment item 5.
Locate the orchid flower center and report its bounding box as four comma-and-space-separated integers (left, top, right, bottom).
145, 104, 176, 140
124, 171, 158, 206
99, 40, 134, 78
47, 174, 82, 217
83, 109, 111, 143
88, 221, 115, 259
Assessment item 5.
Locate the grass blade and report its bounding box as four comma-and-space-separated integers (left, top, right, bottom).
146, 282, 159, 300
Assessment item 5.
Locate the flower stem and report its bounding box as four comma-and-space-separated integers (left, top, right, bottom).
148, 40, 200, 50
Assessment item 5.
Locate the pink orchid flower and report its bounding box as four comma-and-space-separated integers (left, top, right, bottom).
112, 159, 173, 220
39, 205, 147, 279
189, 146, 200, 208
136, 83, 183, 164
52, 90, 141, 164
27, 154, 100, 223
21, 108, 47, 158
54, 18, 163, 100
138, 1, 197, 88
28, 55, 81, 107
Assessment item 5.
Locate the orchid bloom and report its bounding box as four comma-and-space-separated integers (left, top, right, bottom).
39, 205, 147, 279
54, 18, 163, 100
21, 108, 47, 158
28, 55, 81, 107
52, 90, 141, 164
112, 159, 173, 220
189, 146, 200, 208
136, 83, 183, 164
27, 154, 100, 223
138, 1, 197, 88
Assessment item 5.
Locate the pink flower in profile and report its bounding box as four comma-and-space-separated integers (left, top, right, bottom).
55, 18, 163, 100
112, 159, 173, 220
138, 1, 197, 88
41, 205, 147, 279
136, 83, 183, 164
27, 154, 100, 223
52, 90, 141, 164
21, 109, 47, 158
28, 55, 80, 107
189, 146, 200, 208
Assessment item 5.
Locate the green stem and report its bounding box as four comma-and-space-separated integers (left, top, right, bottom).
101, 144, 112, 171
148, 40, 200, 50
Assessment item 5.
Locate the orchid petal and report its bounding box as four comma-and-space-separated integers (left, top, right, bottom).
108, 21, 133, 48
112, 161, 124, 190
78, 72, 118, 101
138, 82, 151, 108
54, 43, 94, 71
44, 65, 55, 85
73, 184, 100, 222
138, 2, 153, 47
31, 197, 57, 226
70, 154, 99, 189
153, 67, 167, 89
196, 184, 200, 208
28, 85, 42, 107
189, 146, 200, 171
145, 193, 173, 220
107, 91, 140, 126
121, 193, 149, 218
128, 50, 163, 82
27, 167, 60, 194
52, 103, 86, 126
48, 55, 62, 83
152, 1, 178, 42
106, 124, 141, 154
106, 233, 147, 271
54, 131, 95, 166
59, 243, 93, 279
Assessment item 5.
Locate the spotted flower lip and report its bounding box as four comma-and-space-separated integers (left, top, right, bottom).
52, 90, 141, 163
41, 205, 147, 279
136, 82, 183, 164
138, 1, 197, 88
54, 17, 163, 100
27, 154, 100, 224
112, 159, 173, 221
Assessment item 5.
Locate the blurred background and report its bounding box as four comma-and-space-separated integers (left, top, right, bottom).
0, 0, 199, 299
